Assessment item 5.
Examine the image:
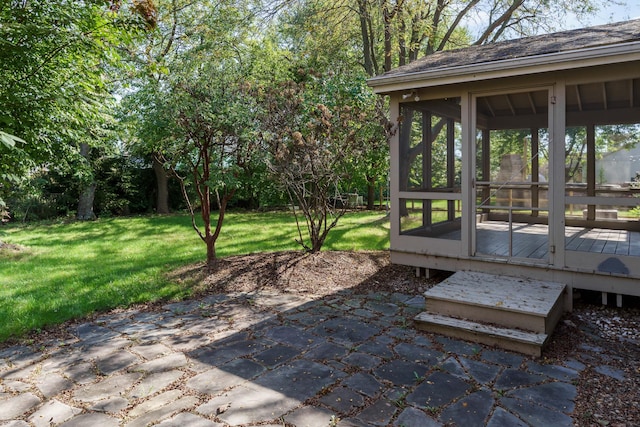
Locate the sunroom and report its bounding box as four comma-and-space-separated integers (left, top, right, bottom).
369, 19, 640, 305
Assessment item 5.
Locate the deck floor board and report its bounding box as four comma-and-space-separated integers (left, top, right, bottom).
468, 222, 640, 259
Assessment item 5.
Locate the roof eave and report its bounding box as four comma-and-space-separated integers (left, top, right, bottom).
368, 41, 640, 95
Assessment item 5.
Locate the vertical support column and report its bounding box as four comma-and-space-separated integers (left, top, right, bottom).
531, 129, 540, 217
389, 95, 401, 250
424, 113, 433, 227
586, 124, 596, 220
461, 94, 474, 256
481, 129, 491, 215
447, 118, 456, 221
550, 83, 566, 267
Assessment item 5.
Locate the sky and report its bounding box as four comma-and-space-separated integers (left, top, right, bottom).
565, 1, 640, 29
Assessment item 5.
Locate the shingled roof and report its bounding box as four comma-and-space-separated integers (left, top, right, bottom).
369, 19, 640, 92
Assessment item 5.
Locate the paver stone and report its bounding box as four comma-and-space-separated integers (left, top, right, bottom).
354, 399, 396, 426
96, 350, 140, 375
264, 326, 319, 349
500, 397, 573, 427
129, 389, 183, 417
342, 372, 384, 398
507, 382, 576, 413
133, 353, 187, 373
393, 343, 442, 365
90, 396, 129, 413
126, 396, 200, 427
494, 368, 545, 390
34, 372, 74, 398
187, 359, 265, 395
373, 360, 430, 387
253, 345, 300, 368
284, 406, 339, 427
156, 412, 223, 427
73, 372, 142, 402
406, 371, 471, 408
319, 386, 365, 413
28, 400, 81, 427
0, 392, 41, 420
439, 389, 494, 427
394, 407, 442, 427
129, 370, 184, 399
459, 357, 501, 384
486, 407, 529, 427
59, 413, 119, 427
526, 362, 579, 381
130, 343, 173, 360
2, 421, 30, 427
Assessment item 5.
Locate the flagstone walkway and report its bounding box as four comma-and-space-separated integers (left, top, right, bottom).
0, 290, 594, 426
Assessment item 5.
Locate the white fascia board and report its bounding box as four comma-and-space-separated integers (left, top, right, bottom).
368, 41, 640, 94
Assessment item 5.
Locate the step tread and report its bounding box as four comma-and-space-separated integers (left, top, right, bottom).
414, 312, 548, 345
424, 271, 565, 316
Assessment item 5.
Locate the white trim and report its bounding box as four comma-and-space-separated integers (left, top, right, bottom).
369, 42, 640, 94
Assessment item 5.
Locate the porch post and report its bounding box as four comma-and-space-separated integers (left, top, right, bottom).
550, 82, 566, 267
461, 93, 474, 256
586, 124, 596, 220
389, 94, 401, 251
531, 129, 540, 217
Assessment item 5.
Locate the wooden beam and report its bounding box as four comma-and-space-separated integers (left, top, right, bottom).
575, 85, 583, 111
528, 92, 538, 114
484, 97, 495, 117
602, 82, 608, 110
506, 94, 516, 115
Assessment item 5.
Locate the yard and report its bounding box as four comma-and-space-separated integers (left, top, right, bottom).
0, 210, 390, 342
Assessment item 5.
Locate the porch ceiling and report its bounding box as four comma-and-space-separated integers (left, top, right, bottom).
409, 78, 640, 130
477, 79, 640, 129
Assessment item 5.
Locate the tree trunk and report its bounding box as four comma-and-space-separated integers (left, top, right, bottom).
77, 182, 97, 220
366, 175, 376, 210
77, 143, 96, 220
357, 0, 375, 76
205, 236, 216, 269
152, 153, 170, 214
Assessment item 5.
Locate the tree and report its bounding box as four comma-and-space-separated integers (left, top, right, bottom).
259, 73, 377, 252
125, 0, 260, 268
0, 0, 149, 219
160, 75, 256, 267
117, 0, 187, 214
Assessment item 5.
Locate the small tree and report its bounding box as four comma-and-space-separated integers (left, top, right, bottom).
162, 75, 255, 268
260, 77, 368, 252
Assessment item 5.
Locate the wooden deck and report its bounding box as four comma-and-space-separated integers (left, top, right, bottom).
465, 221, 640, 259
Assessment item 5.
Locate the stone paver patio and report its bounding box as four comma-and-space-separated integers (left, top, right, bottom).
0, 290, 589, 426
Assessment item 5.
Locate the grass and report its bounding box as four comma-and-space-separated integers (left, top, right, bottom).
0, 210, 389, 343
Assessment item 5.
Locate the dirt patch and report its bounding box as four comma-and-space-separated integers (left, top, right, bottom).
169, 250, 448, 297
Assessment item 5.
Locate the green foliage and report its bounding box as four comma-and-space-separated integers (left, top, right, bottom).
0, 0, 145, 210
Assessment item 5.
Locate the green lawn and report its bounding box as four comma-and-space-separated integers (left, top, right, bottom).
0, 210, 389, 343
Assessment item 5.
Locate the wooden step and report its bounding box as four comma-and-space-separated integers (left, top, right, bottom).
424, 271, 566, 334
414, 312, 548, 357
